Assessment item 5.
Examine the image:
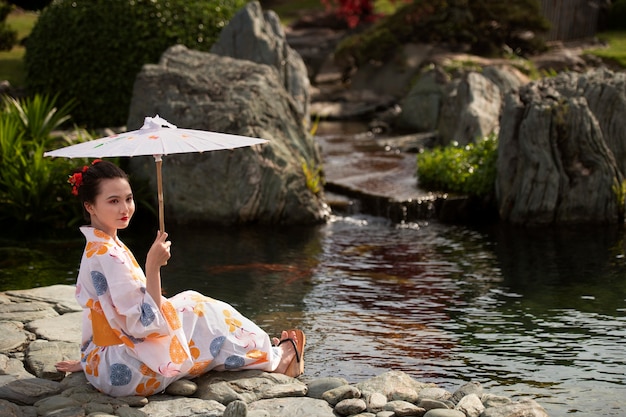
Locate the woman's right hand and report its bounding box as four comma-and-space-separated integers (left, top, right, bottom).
146, 230, 171, 269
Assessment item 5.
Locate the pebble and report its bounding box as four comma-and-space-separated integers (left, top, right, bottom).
0, 285, 550, 417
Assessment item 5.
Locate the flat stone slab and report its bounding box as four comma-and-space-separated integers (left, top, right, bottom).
26, 311, 82, 343
5, 284, 80, 314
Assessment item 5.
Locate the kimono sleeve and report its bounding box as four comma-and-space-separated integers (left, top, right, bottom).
90, 244, 172, 340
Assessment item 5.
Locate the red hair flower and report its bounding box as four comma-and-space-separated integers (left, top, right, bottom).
68, 163, 92, 196
68, 172, 83, 196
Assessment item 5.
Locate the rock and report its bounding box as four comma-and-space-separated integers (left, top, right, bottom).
25, 312, 82, 343
455, 393, 484, 417
0, 354, 31, 379
258, 382, 307, 399
497, 70, 624, 225
350, 43, 434, 99
0, 375, 62, 405
248, 396, 335, 417
437, 71, 502, 146
334, 397, 367, 415
397, 68, 448, 132
0, 322, 35, 354
423, 409, 465, 417
482, 65, 529, 96
418, 398, 450, 411
137, 396, 225, 417
481, 393, 512, 408
223, 399, 248, 417
365, 392, 387, 412
195, 380, 246, 404
5, 285, 80, 314
164, 379, 197, 396
211, 1, 311, 126
24, 340, 79, 380
355, 371, 435, 403
451, 381, 482, 404
480, 398, 549, 417
33, 395, 81, 415
417, 387, 453, 402
127, 45, 328, 226
0, 302, 59, 323
305, 377, 348, 399
0, 398, 27, 417
384, 399, 426, 416
321, 384, 360, 406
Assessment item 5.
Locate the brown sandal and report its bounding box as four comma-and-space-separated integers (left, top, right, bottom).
277, 329, 306, 377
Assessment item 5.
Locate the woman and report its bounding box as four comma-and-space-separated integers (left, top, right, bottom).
55, 160, 305, 397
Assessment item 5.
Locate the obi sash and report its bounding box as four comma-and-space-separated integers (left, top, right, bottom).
90, 307, 123, 347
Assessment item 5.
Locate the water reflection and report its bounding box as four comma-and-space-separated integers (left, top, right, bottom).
1, 215, 625, 416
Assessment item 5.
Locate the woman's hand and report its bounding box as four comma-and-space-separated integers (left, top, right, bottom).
145, 231, 170, 307
146, 230, 171, 269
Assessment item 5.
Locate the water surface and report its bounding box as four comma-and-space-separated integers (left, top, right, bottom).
1, 215, 625, 416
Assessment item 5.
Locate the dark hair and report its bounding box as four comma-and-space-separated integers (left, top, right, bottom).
71, 160, 129, 220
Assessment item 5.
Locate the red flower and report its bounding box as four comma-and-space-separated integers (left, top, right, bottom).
68, 172, 83, 196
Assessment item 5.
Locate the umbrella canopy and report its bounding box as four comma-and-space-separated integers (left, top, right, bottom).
44, 115, 269, 232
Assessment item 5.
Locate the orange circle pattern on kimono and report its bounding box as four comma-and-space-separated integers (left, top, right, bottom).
169, 335, 188, 364
161, 301, 182, 330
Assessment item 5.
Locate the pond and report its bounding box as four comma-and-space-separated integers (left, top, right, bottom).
1, 213, 625, 416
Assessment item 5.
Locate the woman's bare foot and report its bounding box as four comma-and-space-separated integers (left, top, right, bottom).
272, 329, 305, 377
55, 360, 83, 373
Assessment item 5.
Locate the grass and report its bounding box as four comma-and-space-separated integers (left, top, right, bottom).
0, 10, 37, 88
585, 31, 626, 68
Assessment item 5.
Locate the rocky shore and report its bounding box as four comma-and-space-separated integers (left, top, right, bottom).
0, 285, 550, 417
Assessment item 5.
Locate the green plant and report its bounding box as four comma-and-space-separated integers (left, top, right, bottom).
24, 0, 247, 129
417, 133, 498, 198
586, 31, 626, 69
301, 157, 324, 195
612, 178, 626, 223
334, 0, 550, 71
0, 94, 87, 236
0, 1, 17, 51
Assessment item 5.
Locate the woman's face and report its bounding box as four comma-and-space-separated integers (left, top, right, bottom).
84, 177, 135, 237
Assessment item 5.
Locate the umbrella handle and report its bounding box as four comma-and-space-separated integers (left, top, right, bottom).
154, 156, 165, 233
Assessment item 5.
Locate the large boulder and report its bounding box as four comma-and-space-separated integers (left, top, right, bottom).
398, 64, 528, 141
127, 45, 328, 226
497, 69, 625, 225
210, 1, 311, 126
437, 71, 502, 146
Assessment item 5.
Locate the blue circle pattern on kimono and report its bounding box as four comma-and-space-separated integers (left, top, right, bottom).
91, 271, 108, 295
210, 336, 225, 357
140, 303, 156, 326
110, 363, 132, 386
225, 355, 245, 369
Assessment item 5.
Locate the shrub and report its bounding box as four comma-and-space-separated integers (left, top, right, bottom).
417, 134, 498, 198
334, 0, 550, 70
0, 94, 89, 236
0, 1, 17, 51
25, 0, 247, 129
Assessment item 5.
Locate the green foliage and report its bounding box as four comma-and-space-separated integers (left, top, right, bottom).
335, 0, 550, 69
612, 178, 626, 222
0, 94, 88, 236
24, 0, 247, 129
0, 1, 17, 51
417, 134, 498, 198
301, 157, 324, 195
586, 31, 626, 69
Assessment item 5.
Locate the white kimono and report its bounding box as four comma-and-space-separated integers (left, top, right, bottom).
74, 226, 281, 396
